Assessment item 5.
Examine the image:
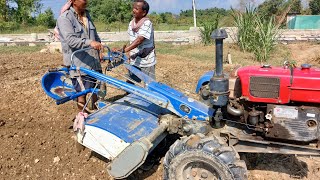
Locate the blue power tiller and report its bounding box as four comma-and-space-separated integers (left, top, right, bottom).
42, 29, 320, 180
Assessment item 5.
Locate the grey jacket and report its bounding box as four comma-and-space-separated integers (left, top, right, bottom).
57, 7, 101, 76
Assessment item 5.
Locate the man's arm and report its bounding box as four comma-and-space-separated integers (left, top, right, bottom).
124, 36, 145, 53
57, 16, 102, 50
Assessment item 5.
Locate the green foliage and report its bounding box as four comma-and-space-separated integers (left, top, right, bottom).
0, 45, 43, 53
0, 0, 56, 33
0, 21, 20, 32
36, 8, 55, 28
0, 0, 8, 21
257, 0, 286, 17
199, 15, 219, 46
12, 0, 42, 24
290, 0, 302, 14
256, 0, 302, 17
180, 8, 229, 18
88, 0, 132, 23
148, 13, 162, 25
309, 0, 320, 15
232, 6, 279, 62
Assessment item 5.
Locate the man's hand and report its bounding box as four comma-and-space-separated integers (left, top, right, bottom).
90, 41, 103, 50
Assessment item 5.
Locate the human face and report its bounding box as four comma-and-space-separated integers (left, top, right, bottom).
72, 0, 87, 14
133, 2, 146, 21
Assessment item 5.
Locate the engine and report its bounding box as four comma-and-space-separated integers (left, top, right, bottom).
228, 63, 320, 142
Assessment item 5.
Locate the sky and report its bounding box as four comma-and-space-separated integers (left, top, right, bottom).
42, 0, 265, 18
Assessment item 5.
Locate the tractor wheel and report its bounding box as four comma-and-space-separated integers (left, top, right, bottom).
163, 134, 247, 180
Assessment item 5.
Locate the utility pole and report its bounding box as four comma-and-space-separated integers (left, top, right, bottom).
192, 0, 197, 27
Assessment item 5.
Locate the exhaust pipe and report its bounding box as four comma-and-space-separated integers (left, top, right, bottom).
212, 29, 226, 77
209, 29, 229, 107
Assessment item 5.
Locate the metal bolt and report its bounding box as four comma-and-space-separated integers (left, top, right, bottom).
201, 172, 208, 179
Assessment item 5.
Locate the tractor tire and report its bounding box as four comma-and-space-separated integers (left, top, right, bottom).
163, 134, 247, 180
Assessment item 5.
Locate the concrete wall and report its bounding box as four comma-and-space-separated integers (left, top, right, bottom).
1, 27, 320, 47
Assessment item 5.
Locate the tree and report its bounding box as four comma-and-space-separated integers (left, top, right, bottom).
88, 0, 132, 23
309, 0, 320, 15
12, 0, 42, 24
257, 0, 286, 17
290, 0, 302, 14
36, 8, 55, 27
0, 0, 13, 21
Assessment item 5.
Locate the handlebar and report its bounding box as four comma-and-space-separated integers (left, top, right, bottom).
70, 45, 127, 66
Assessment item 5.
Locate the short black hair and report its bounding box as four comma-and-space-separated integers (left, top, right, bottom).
134, 0, 149, 15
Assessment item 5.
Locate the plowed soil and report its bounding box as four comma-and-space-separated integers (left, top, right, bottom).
1, 43, 320, 180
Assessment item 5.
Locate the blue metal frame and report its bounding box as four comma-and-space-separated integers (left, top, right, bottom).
42, 65, 215, 120
71, 66, 214, 121
42, 46, 215, 121
195, 71, 214, 93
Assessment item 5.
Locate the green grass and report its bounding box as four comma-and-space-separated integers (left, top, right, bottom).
0, 42, 289, 68
0, 25, 49, 34
0, 45, 45, 53
106, 42, 290, 66
1, 21, 193, 34
95, 22, 191, 32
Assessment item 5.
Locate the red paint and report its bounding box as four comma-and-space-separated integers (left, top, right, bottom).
237, 65, 320, 104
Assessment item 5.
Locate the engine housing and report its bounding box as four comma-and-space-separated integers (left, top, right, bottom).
236, 64, 320, 104
265, 105, 320, 142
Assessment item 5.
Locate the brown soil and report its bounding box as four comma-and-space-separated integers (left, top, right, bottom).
1, 43, 320, 180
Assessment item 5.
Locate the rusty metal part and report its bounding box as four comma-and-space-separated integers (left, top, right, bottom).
227, 99, 244, 116
220, 123, 320, 156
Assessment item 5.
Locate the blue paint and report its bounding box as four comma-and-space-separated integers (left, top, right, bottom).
125, 64, 155, 84
41, 71, 75, 100
147, 82, 214, 121
73, 66, 170, 108
41, 71, 98, 105
195, 71, 214, 93
42, 66, 215, 120
86, 94, 164, 143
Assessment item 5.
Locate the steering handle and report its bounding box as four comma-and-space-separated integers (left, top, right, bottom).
70, 45, 113, 66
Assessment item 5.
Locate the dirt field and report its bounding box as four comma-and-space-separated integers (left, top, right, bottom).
1, 42, 320, 180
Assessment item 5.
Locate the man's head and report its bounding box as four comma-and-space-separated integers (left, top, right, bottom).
133, 0, 149, 20
72, 0, 87, 15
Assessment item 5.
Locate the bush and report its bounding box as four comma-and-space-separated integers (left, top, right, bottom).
0, 21, 20, 32
232, 6, 279, 62
36, 8, 55, 28
199, 15, 219, 45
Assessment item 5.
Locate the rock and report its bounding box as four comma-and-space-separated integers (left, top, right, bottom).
53, 156, 60, 164
48, 42, 62, 53
34, 159, 40, 163
40, 48, 49, 53
0, 120, 5, 127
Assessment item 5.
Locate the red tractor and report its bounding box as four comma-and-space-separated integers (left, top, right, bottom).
197, 29, 320, 156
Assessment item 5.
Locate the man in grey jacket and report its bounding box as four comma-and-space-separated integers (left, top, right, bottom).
57, 0, 103, 112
